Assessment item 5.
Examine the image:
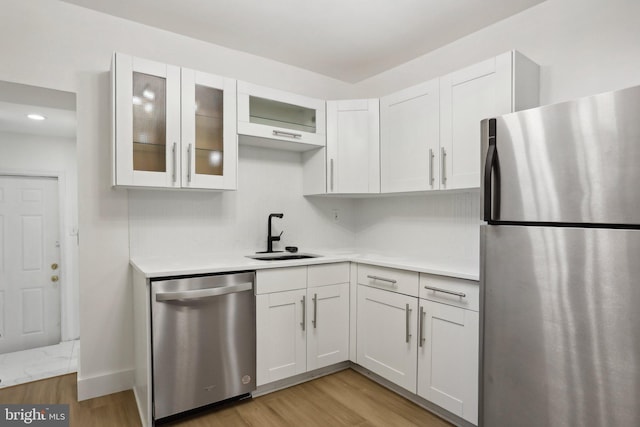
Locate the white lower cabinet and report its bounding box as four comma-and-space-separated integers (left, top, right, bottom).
306, 282, 349, 370
256, 288, 307, 386
256, 263, 350, 387
255, 262, 480, 425
418, 273, 480, 425
357, 285, 418, 393
418, 299, 479, 424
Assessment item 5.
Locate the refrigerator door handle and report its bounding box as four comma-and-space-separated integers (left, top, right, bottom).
483, 118, 497, 221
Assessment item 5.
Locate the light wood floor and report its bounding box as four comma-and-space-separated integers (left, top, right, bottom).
0, 369, 452, 427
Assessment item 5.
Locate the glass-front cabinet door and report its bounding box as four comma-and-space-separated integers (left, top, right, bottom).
113, 53, 181, 188
112, 53, 237, 190
181, 70, 236, 190
237, 81, 326, 149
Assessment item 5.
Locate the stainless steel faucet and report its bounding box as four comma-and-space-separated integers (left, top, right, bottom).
266, 213, 283, 253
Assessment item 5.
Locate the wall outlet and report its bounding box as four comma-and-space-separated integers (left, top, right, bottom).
332, 209, 340, 222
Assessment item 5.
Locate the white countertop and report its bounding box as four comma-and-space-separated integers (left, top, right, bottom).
131, 250, 479, 281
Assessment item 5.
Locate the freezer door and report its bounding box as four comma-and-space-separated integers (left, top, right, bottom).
481, 85, 640, 225
480, 225, 640, 427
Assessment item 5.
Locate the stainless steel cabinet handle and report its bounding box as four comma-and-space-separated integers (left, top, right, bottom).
405, 304, 412, 343
172, 142, 177, 183
273, 130, 302, 139
367, 275, 397, 285
156, 282, 252, 302
330, 158, 334, 192
312, 293, 318, 328
187, 144, 193, 183
424, 285, 466, 298
419, 305, 426, 348
301, 295, 306, 331
429, 148, 434, 186
441, 147, 447, 185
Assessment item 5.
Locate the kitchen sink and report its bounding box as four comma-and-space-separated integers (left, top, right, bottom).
247, 253, 320, 261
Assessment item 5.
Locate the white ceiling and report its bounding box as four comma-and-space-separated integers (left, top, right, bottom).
61, 0, 545, 83
0, 81, 76, 139
0, 102, 76, 139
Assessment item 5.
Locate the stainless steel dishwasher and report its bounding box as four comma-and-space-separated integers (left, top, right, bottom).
151, 271, 256, 421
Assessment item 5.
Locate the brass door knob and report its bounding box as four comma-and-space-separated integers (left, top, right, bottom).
51, 263, 59, 270
51, 275, 59, 282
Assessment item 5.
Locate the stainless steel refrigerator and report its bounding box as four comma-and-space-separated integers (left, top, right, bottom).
480, 85, 640, 427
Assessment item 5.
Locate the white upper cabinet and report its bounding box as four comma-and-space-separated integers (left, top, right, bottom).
113, 53, 181, 188
326, 99, 380, 194
440, 50, 539, 190
237, 82, 326, 151
180, 69, 237, 190
379, 50, 538, 194
112, 52, 237, 190
380, 79, 440, 193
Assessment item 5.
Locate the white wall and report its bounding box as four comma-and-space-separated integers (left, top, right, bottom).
355, 192, 479, 276
350, 0, 640, 275
129, 146, 356, 257
0, 0, 351, 400
0, 131, 79, 341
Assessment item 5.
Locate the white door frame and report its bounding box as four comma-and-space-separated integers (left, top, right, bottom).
0, 168, 75, 343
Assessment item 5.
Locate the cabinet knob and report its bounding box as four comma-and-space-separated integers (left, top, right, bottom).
51, 275, 59, 283
51, 263, 59, 270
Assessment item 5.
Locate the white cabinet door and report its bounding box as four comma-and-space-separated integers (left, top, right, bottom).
380, 79, 439, 193
113, 53, 239, 190
326, 99, 380, 194
256, 289, 307, 386
113, 53, 181, 188
357, 285, 418, 393
418, 299, 479, 425
237, 81, 326, 150
306, 283, 350, 370
180, 69, 237, 190
439, 52, 512, 190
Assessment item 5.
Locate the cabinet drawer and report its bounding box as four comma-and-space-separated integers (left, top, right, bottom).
256, 266, 307, 294
419, 274, 479, 311
308, 262, 350, 288
357, 264, 419, 297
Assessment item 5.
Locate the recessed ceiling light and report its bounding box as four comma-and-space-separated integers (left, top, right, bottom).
27, 113, 46, 121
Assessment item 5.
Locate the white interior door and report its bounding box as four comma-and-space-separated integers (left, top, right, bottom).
0, 176, 61, 354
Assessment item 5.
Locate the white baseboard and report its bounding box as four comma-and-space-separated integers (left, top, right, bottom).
133, 386, 149, 427
77, 368, 134, 401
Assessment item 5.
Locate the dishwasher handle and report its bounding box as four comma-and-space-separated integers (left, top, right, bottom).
156, 282, 253, 302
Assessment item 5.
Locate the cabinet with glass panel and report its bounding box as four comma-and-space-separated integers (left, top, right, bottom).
112, 53, 236, 190
237, 81, 326, 150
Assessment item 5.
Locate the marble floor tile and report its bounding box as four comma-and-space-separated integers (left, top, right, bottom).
0, 339, 80, 388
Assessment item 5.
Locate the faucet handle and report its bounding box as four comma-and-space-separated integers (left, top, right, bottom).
273, 231, 283, 241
